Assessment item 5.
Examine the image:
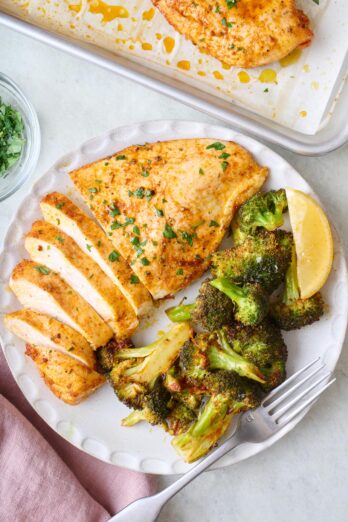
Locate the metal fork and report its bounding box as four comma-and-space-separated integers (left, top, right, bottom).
109, 358, 335, 522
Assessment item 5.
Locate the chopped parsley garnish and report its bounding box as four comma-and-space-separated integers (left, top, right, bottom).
219, 152, 231, 159
130, 236, 140, 247
55, 202, 65, 210
130, 274, 140, 284
55, 236, 64, 244
176, 268, 184, 276
88, 187, 97, 193
34, 265, 51, 275
155, 207, 164, 217
109, 204, 120, 217
226, 0, 239, 8
111, 221, 123, 230
221, 161, 229, 172
0, 97, 25, 177
209, 220, 220, 227
116, 155, 127, 160
199, 168, 205, 175
133, 225, 140, 235
125, 216, 135, 224
86, 244, 92, 251
221, 17, 233, 28
108, 250, 120, 262
141, 169, 150, 177
141, 257, 150, 266
145, 189, 154, 202
206, 142, 225, 151
163, 224, 177, 239
181, 231, 194, 246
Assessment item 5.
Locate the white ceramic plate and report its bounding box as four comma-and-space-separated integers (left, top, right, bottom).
0, 121, 347, 475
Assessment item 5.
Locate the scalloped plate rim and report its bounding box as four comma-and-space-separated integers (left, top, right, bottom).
0, 119, 347, 475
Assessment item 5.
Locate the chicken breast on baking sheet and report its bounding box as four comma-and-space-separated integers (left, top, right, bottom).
25, 221, 138, 338
152, 0, 312, 68
40, 192, 153, 316
25, 344, 105, 405
70, 139, 268, 299
4, 310, 97, 370
10, 260, 113, 349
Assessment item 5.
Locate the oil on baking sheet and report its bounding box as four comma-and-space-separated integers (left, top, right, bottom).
1, 0, 347, 135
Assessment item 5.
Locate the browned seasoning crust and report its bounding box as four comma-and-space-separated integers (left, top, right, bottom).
151, 0, 313, 68
25, 344, 105, 405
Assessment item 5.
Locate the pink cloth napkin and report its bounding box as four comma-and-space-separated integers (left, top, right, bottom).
0, 350, 157, 522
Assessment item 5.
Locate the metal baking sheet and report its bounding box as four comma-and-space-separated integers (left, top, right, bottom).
1, 3, 348, 155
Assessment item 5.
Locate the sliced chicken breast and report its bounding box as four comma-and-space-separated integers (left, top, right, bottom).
40, 192, 153, 316
25, 221, 138, 338
10, 260, 113, 349
4, 310, 97, 370
25, 344, 105, 405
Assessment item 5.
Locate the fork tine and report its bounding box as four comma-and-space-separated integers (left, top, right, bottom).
263, 364, 325, 411
262, 357, 321, 405
272, 372, 331, 421
277, 379, 336, 425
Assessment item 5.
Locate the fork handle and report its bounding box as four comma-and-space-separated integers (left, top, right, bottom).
108, 429, 243, 522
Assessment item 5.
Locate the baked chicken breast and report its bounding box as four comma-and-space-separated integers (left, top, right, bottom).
25, 344, 105, 405
152, 0, 313, 68
10, 260, 113, 348
25, 220, 138, 338
70, 138, 268, 299
40, 192, 153, 316
4, 310, 97, 370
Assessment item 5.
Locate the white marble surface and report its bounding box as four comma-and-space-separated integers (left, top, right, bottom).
1, 25, 348, 522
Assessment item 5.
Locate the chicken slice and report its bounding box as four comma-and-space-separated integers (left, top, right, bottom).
70, 138, 268, 299
40, 192, 152, 316
25, 344, 105, 405
4, 309, 97, 370
152, 0, 313, 68
10, 260, 113, 349
25, 220, 138, 338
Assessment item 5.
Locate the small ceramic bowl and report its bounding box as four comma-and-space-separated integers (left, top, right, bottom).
0, 73, 40, 201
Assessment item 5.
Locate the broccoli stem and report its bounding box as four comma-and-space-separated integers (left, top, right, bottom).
172, 395, 235, 462
115, 323, 192, 384
207, 331, 266, 384
283, 245, 300, 304
166, 303, 196, 322
121, 409, 146, 426
210, 277, 247, 303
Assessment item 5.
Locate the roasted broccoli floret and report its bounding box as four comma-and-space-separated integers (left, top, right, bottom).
171, 393, 236, 462
233, 189, 288, 244
96, 338, 133, 374
270, 246, 325, 330
211, 230, 293, 293
222, 320, 287, 391
166, 401, 199, 436
121, 377, 171, 427
210, 278, 269, 325
166, 280, 234, 331
106, 322, 191, 414
180, 333, 266, 384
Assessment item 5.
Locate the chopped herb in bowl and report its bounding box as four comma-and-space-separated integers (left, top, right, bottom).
0, 97, 25, 177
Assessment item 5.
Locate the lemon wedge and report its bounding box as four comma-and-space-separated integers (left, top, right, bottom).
286, 188, 333, 299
